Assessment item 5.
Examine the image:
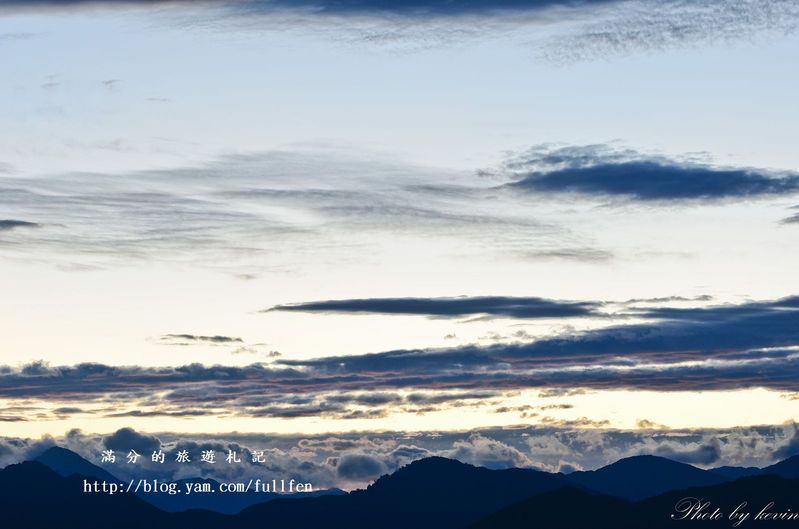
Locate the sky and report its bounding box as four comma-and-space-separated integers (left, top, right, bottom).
1, 0, 799, 484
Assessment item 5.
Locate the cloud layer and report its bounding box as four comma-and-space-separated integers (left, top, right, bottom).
3, 0, 796, 62
2, 296, 799, 422
4, 423, 799, 488
5, 144, 797, 273
0, 0, 612, 15
0, 149, 591, 272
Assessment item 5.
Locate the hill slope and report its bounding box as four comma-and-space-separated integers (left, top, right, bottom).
567, 455, 725, 500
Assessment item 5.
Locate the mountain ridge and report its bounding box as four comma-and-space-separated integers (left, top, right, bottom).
9, 447, 799, 529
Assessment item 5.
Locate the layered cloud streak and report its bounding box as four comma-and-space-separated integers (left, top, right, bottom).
3, 296, 799, 421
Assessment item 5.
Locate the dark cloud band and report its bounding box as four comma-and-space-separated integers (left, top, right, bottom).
505, 146, 799, 202
2, 296, 799, 420
267, 296, 601, 319
159, 334, 243, 344
0, 219, 41, 231
0, 0, 613, 15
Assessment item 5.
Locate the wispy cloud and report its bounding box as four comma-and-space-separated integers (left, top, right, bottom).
539, 0, 799, 62
0, 32, 38, 41
5, 144, 794, 272
517, 247, 613, 262
2, 0, 795, 61
782, 206, 799, 225
0, 149, 579, 271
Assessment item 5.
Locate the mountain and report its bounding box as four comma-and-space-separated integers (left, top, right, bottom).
0, 461, 243, 529
467, 474, 799, 529
709, 455, 799, 481
711, 465, 763, 479
142, 477, 259, 514
237, 456, 568, 529
9, 452, 799, 529
761, 454, 799, 478
0, 461, 172, 529
32, 446, 342, 515
144, 477, 345, 514
34, 446, 118, 482
566, 455, 725, 500
712, 455, 799, 481
632, 474, 799, 528
468, 487, 629, 529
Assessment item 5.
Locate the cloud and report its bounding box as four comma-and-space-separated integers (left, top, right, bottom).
104, 409, 213, 418
625, 295, 713, 304
0, 149, 571, 272
4, 144, 787, 275
2, 297, 799, 420
0, 0, 616, 17
517, 248, 613, 263
102, 79, 121, 91
0, 32, 37, 41
782, 207, 799, 225
267, 296, 601, 319
405, 391, 499, 405
504, 145, 799, 202
159, 334, 244, 345
653, 441, 721, 465
540, 0, 799, 62
325, 392, 403, 406
280, 295, 799, 394
2, 0, 795, 63
53, 406, 84, 414
0, 219, 41, 231
2, 425, 797, 486
773, 427, 799, 460
252, 0, 619, 16
635, 419, 668, 430
103, 427, 161, 453
445, 434, 535, 469
336, 453, 386, 480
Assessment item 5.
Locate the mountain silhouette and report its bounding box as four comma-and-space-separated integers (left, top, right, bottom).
34, 446, 118, 482
467, 474, 799, 529
467, 486, 629, 529
238, 456, 568, 529
711, 465, 763, 479
31, 446, 342, 515
760, 454, 799, 478
710, 455, 799, 481
142, 477, 265, 514
7, 451, 799, 529
567, 455, 725, 500
0, 461, 172, 529
631, 474, 799, 528
144, 477, 344, 514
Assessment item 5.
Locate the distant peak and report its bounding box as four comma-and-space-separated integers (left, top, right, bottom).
405, 456, 471, 469
35, 445, 88, 464
37, 446, 79, 458
607, 455, 685, 467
